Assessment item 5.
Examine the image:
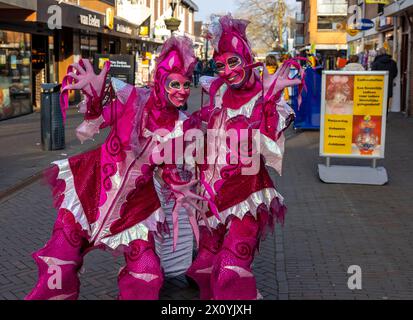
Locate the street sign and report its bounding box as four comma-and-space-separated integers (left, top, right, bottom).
349, 18, 375, 31
365, 0, 389, 4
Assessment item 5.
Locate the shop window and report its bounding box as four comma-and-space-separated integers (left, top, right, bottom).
317, 16, 347, 30
378, 4, 384, 15
0, 31, 32, 120
80, 31, 98, 60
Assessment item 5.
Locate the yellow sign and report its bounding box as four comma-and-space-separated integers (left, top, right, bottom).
353, 75, 384, 116
140, 26, 149, 37
323, 115, 353, 155
365, 0, 389, 4
105, 8, 114, 30
98, 57, 110, 70
321, 72, 388, 158
346, 28, 359, 37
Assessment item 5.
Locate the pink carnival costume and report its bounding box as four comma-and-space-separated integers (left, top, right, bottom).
186, 15, 304, 300
26, 36, 201, 300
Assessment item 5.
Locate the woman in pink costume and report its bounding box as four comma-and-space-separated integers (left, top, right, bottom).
186, 15, 304, 300
26, 35, 203, 300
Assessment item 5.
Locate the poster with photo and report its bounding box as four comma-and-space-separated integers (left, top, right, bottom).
320, 71, 388, 159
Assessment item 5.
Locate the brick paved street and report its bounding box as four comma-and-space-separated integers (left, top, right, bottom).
0, 85, 413, 299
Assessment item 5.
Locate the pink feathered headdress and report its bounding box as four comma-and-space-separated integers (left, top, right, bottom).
152, 35, 197, 108
208, 14, 254, 64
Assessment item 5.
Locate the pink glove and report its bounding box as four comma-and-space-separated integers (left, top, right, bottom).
263, 59, 304, 104
60, 58, 110, 123
169, 180, 208, 251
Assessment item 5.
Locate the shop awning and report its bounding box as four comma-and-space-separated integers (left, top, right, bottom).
36, 0, 142, 39
0, 0, 36, 11
384, 0, 413, 16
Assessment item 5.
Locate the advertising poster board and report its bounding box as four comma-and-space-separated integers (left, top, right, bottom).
320, 71, 388, 159
94, 54, 135, 85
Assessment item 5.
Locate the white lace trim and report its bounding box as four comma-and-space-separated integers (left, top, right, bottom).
100, 207, 165, 250
200, 187, 284, 229
226, 91, 262, 119
142, 111, 188, 143
52, 159, 91, 235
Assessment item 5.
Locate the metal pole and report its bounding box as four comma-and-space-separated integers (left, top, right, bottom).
205, 37, 209, 61
326, 157, 331, 167
372, 159, 377, 169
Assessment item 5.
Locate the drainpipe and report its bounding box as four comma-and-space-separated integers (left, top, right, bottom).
405, 12, 413, 117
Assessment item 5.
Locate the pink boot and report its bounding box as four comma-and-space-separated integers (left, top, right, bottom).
186, 226, 225, 300
211, 215, 260, 300
118, 236, 164, 300
25, 209, 88, 300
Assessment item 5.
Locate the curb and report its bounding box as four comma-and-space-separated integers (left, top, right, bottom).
0, 144, 100, 205
0, 171, 44, 204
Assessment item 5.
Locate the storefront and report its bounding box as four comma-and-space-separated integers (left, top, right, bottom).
0, 30, 32, 120
36, 0, 141, 100
0, 0, 153, 121
384, 0, 413, 115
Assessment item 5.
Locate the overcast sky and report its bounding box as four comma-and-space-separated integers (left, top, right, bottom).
194, 0, 237, 22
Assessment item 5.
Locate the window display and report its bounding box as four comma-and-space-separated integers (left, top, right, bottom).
0, 30, 32, 120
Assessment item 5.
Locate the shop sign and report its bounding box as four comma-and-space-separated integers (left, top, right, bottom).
116, 24, 133, 35
320, 71, 388, 159
79, 14, 101, 28
349, 18, 375, 31
105, 8, 114, 30
347, 28, 360, 36
140, 26, 149, 37
365, 0, 389, 4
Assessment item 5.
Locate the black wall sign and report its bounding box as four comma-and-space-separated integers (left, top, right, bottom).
94, 54, 135, 85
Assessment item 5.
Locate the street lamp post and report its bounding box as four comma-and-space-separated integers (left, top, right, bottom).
164, 0, 181, 35
202, 22, 210, 60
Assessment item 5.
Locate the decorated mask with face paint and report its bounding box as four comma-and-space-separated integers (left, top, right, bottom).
152, 36, 196, 109
165, 73, 191, 107
208, 15, 254, 90
215, 52, 250, 89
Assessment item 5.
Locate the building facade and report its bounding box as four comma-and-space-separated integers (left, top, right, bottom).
346, 0, 412, 115
383, 0, 413, 116
296, 0, 348, 69
0, 0, 198, 120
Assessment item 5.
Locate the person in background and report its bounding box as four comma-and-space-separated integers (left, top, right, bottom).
193, 57, 203, 87
336, 53, 348, 70
265, 54, 278, 75
343, 55, 365, 71
371, 47, 398, 112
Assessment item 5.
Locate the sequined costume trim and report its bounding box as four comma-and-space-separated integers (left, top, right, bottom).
200, 187, 284, 229
52, 159, 91, 235
100, 207, 165, 250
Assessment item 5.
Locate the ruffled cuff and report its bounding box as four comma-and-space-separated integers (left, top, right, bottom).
75, 115, 105, 144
